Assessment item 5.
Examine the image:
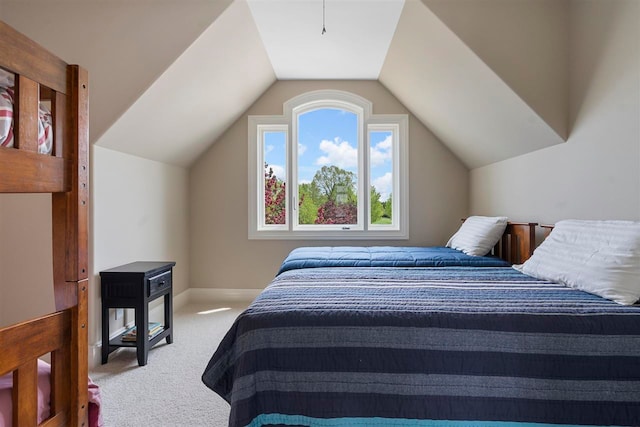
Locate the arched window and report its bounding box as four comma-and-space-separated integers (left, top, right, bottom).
249, 90, 408, 239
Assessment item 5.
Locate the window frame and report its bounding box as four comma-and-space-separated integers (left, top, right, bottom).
248, 89, 408, 240
257, 123, 289, 231
292, 98, 365, 232
367, 121, 402, 231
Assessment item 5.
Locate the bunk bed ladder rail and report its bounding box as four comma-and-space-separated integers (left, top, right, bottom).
52, 64, 90, 427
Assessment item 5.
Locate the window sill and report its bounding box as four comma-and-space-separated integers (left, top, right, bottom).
248, 229, 409, 240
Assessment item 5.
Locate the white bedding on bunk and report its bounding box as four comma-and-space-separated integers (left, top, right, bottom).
0, 69, 53, 154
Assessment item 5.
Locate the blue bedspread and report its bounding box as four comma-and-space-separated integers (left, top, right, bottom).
202, 267, 640, 427
277, 246, 509, 275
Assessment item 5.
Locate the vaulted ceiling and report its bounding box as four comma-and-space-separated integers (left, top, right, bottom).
1, 0, 569, 169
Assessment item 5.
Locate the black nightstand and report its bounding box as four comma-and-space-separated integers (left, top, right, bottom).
100, 261, 176, 366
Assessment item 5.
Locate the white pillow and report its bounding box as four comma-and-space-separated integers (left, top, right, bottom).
514, 219, 640, 305
446, 216, 508, 256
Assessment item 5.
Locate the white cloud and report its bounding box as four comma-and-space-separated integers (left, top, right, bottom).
265, 144, 274, 154
370, 135, 392, 167
372, 172, 393, 200
298, 143, 307, 156
265, 164, 286, 181
376, 135, 393, 150
316, 137, 358, 168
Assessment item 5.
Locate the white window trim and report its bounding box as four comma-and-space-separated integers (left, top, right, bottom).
248, 90, 409, 240
257, 123, 289, 231
367, 119, 408, 233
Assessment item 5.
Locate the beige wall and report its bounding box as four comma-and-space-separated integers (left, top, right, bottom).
0, 194, 54, 327
470, 0, 640, 223
189, 80, 469, 290
0, 121, 190, 362
92, 146, 189, 353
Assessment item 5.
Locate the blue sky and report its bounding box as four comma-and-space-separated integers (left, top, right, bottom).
264, 108, 393, 200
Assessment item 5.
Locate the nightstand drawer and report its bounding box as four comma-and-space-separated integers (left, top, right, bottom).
148, 271, 171, 297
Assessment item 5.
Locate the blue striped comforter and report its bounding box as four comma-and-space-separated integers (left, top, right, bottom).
202, 267, 640, 427
277, 246, 509, 275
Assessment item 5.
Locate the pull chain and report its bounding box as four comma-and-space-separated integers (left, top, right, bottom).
322, 0, 326, 35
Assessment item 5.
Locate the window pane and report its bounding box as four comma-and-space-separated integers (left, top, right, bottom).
297, 108, 358, 225
263, 130, 286, 225
369, 130, 393, 225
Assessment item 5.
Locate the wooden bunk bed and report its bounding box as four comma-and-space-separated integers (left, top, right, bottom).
0, 21, 89, 427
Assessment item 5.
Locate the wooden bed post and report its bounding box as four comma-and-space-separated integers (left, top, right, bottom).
52, 65, 89, 427
506, 222, 536, 264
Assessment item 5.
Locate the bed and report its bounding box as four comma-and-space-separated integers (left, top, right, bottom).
0, 20, 92, 427
203, 220, 640, 426
278, 221, 537, 275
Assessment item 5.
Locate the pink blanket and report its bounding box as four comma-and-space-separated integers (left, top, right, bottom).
0, 360, 102, 427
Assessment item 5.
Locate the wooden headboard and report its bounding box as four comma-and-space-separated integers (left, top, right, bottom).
493, 222, 537, 264
540, 224, 555, 238
459, 218, 537, 264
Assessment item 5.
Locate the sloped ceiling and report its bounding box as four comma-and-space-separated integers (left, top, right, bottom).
1, 0, 234, 145
422, 0, 569, 141
379, 0, 565, 168
94, 0, 275, 166
1, 0, 569, 169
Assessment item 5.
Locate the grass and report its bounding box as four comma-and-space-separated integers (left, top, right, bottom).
373, 217, 392, 225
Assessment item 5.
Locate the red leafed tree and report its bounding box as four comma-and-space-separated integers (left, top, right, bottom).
315, 200, 357, 225
265, 164, 286, 225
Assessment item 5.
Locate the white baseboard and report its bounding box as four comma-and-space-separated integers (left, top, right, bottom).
89, 287, 258, 368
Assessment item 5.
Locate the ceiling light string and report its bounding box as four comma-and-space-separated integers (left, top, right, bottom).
322, 0, 326, 35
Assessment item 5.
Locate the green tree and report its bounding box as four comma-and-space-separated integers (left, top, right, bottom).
311, 165, 357, 203
382, 193, 392, 219
298, 183, 319, 224
370, 186, 383, 223
306, 181, 326, 207
310, 166, 358, 225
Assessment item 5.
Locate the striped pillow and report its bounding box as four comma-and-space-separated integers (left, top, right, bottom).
0, 86, 53, 154
446, 215, 508, 256
38, 102, 52, 154
515, 219, 640, 305
0, 87, 13, 148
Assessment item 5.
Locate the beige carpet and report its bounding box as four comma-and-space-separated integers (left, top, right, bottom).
90, 303, 247, 427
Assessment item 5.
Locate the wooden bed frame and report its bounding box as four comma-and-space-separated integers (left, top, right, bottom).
460, 219, 537, 264
495, 221, 537, 264
0, 21, 89, 427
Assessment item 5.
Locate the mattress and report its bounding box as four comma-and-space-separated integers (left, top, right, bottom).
202, 266, 640, 427
277, 246, 509, 275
